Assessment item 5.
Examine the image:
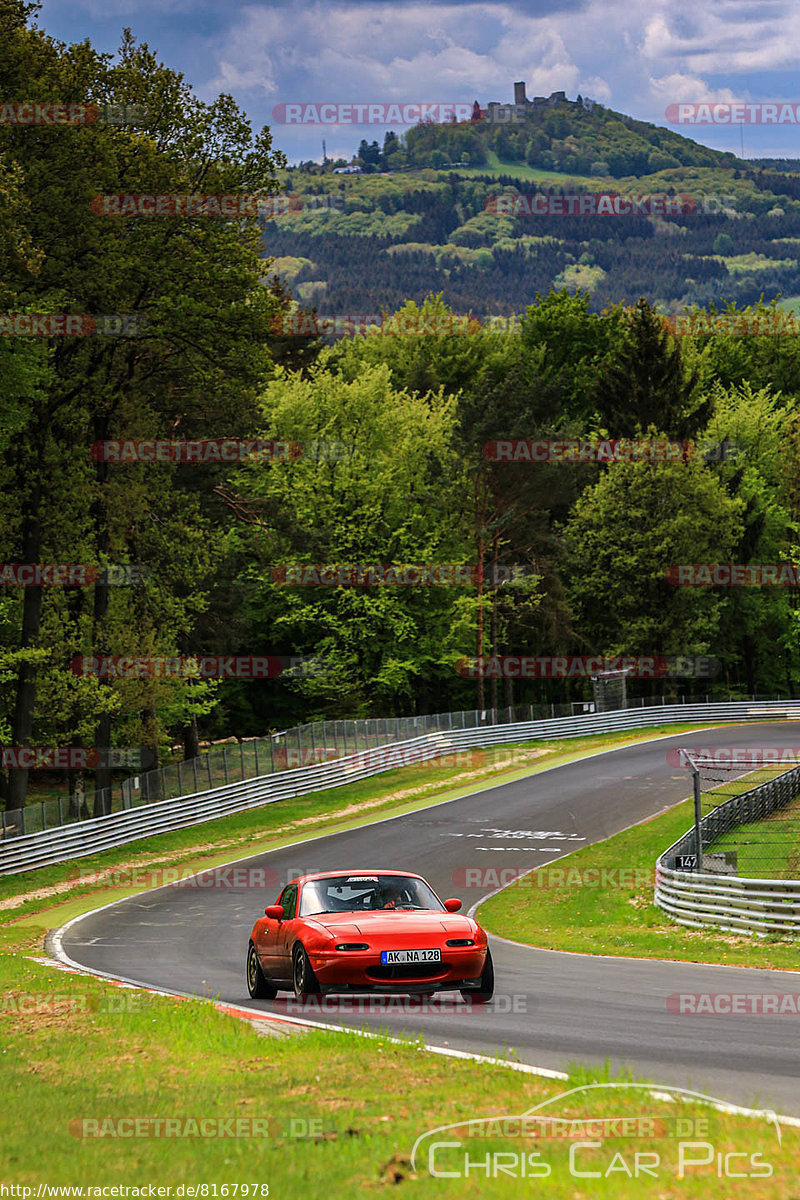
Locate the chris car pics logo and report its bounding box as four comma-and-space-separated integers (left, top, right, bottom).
411, 1083, 778, 1181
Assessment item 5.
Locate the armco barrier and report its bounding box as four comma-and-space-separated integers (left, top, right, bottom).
655, 763, 800, 935
2, 699, 799, 876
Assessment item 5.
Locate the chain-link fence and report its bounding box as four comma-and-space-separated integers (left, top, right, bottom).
1, 690, 787, 839
678, 754, 800, 877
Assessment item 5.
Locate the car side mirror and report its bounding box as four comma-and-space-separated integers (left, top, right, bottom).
443, 898, 462, 912
265, 905, 285, 920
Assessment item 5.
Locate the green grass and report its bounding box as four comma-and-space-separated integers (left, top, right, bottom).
409, 152, 604, 186
774, 293, 800, 311
479, 773, 800, 969
713, 794, 800, 879
2, 908, 797, 1192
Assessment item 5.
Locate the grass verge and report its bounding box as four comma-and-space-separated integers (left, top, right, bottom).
1, 919, 797, 1194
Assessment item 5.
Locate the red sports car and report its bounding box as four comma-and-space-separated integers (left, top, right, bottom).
246, 869, 494, 1000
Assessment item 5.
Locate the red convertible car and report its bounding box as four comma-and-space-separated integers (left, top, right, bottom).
246, 869, 493, 1000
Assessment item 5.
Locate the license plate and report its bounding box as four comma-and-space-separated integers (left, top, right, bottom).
381, 948, 441, 964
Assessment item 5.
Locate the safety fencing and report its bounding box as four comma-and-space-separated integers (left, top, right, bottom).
2, 698, 799, 875
655, 764, 800, 935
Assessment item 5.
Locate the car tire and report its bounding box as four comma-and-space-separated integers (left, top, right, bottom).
461, 947, 494, 1002
293, 943, 321, 998
247, 942, 277, 1000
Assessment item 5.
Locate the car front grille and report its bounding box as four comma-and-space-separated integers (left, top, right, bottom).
366, 963, 449, 981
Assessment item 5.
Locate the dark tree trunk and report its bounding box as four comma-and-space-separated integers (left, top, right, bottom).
183, 712, 200, 760
6, 475, 44, 816
92, 414, 113, 815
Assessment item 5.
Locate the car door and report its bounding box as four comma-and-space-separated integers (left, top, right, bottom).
274, 883, 298, 982
257, 896, 284, 981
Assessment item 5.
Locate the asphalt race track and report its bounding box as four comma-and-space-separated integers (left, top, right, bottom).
57, 722, 800, 1115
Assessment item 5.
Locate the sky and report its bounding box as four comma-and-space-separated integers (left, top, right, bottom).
33, 0, 800, 165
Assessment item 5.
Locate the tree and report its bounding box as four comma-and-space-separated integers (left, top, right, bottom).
0, 4, 286, 815
592, 298, 709, 438
562, 454, 744, 660
216, 361, 472, 717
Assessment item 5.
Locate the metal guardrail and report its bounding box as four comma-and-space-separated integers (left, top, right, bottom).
655, 764, 800, 935
9, 691, 785, 836
2, 698, 799, 876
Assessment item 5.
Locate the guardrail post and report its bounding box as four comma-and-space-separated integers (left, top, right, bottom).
223, 747, 229, 784
177, 761, 184, 795
58, 794, 63, 825
240, 740, 246, 780
206, 754, 213, 789
41, 801, 46, 831
692, 763, 703, 869
192, 756, 199, 792
253, 740, 260, 776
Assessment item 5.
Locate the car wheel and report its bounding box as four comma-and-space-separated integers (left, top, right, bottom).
293, 943, 321, 998
247, 942, 277, 1000
461, 947, 494, 1002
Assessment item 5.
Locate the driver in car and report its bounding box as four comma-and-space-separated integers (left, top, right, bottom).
381, 883, 405, 909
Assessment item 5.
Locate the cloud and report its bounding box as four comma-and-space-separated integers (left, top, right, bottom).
203, 3, 583, 104
36, 0, 800, 161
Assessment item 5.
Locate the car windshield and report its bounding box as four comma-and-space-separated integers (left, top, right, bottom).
299, 874, 444, 916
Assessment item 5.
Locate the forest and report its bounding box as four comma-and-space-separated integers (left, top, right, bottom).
3, 0, 800, 816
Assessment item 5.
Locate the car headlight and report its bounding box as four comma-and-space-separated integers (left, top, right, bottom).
445, 938, 475, 947
335, 942, 370, 951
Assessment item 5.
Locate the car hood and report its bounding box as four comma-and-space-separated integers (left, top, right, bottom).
307, 911, 477, 938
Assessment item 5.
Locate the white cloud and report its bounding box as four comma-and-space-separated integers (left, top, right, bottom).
190, 0, 800, 155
